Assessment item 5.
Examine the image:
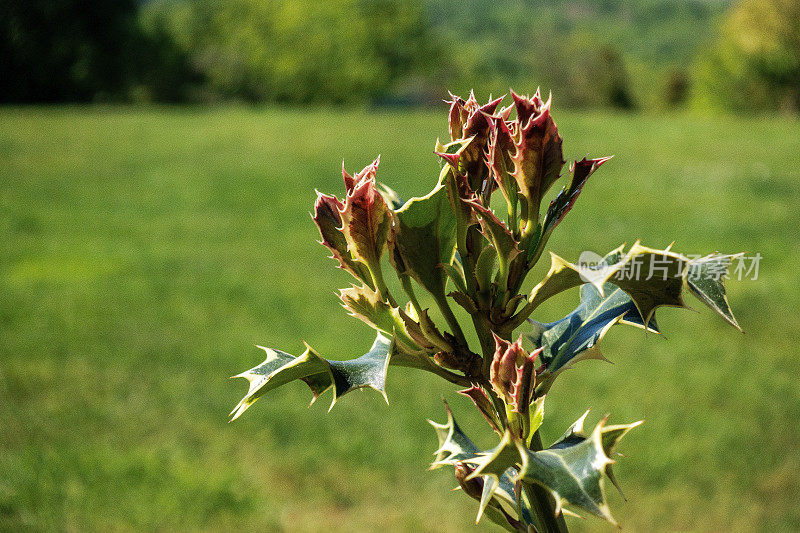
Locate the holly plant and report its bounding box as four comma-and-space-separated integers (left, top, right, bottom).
230, 90, 742, 532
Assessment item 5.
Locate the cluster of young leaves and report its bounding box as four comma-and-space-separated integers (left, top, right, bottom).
430, 398, 640, 531
230, 90, 741, 531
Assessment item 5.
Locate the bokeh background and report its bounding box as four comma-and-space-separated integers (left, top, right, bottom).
2, 1, 799, 531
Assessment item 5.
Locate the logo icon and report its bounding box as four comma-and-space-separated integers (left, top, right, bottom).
576, 250, 615, 286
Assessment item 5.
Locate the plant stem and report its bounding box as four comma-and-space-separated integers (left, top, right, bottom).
370, 263, 397, 307
421, 360, 473, 387
505, 274, 564, 332
473, 313, 495, 355
433, 291, 469, 349
508, 195, 519, 240
400, 273, 423, 317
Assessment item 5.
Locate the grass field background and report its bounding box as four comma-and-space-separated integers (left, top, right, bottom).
1, 106, 799, 531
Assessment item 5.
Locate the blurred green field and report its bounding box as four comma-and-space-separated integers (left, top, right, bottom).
1, 106, 799, 532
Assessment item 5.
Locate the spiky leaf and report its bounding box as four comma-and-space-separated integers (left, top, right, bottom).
487, 116, 517, 211
462, 396, 546, 521
458, 386, 503, 435
607, 242, 741, 327
340, 170, 392, 272
393, 185, 457, 298
606, 242, 688, 325
685, 253, 742, 330
230, 333, 392, 419
531, 156, 610, 262
312, 192, 374, 287
469, 200, 521, 289
517, 415, 642, 525
508, 90, 565, 223
429, 402, 518, 524
510, 242, 741, 331
440, 165, 477, 261
526, 283, 660, 393
466, 430, 522, 523
339, 284, 396, 334
446, 92, 502, 190
429, 400, 481, 468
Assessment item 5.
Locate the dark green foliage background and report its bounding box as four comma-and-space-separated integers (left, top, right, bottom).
1, 107, 798, 531
15, 0, 800, 112
6, 0, 799, 112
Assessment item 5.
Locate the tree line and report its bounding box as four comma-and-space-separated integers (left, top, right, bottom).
1, 0, 797, 113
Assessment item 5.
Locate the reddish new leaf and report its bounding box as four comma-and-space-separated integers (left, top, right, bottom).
340, 160, 392, 271
312, 192, 375, 288
508, 90, 565, 224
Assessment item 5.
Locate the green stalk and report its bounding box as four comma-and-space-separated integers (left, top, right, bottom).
477, 314, 498, 377
433, 291, 469, 349
473, 314, 496, 358
399, 273, 423, 317
419, 360, 473, 387
505, 278, 555, 333
496, 253, 511, 297
485, 384, 509, 429
370, 262, 397, 308
509, 207, 519, 241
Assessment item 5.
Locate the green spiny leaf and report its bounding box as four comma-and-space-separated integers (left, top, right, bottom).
543, 157, 610, 237
429, 402, 518, 524
327, 334, 392, 404
526, 283, 660, 394
510, 242, 742, 332
608, 242, 741, 328
429, 400, 480, 469
684, 253, 743, 330
607, 242, 687, 326
418, 309, 454, 353
393, 184, 457, 299
527, 396, 546, 447
449, 290, 479, 314
517, 415, 642, 525
230, 333, 392, 419
466, 430, 522, 523
338, 284, 423, 351
339, 284, 396, 335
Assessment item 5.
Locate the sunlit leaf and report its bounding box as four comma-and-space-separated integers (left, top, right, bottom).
340, 162, 392, 271
393, 185, 457, 298
508, 90, 565, 223
526, 283, 660, 393
429, 402, 519, 526
517, 415, 642, 525
230, 333, 392, 419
